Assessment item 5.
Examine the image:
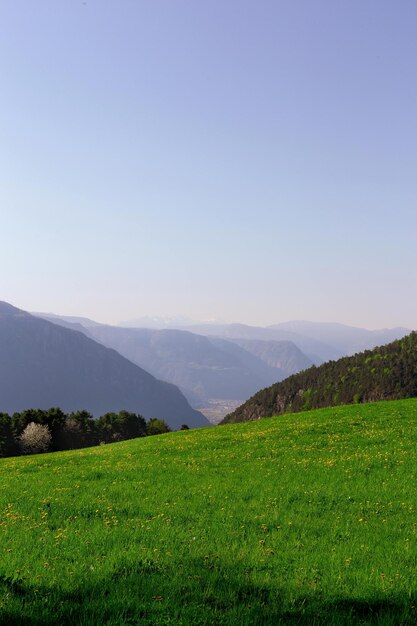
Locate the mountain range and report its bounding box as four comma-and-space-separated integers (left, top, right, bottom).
0, 302, 209, 429
269, 321, 410, 357
120, 317, 409, 363
35, 317, 307, 408
34, 311, 410, 422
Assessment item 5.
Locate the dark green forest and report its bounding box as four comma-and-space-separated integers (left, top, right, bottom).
222, 331, 417, 423
0, 408, 174, 458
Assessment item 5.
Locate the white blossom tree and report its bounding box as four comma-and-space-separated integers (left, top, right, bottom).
20, 422, 52, 454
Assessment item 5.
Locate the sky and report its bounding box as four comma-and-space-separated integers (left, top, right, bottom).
1, 0, 416, 329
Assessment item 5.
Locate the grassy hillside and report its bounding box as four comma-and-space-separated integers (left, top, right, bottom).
222, 332, 417, 424
1, 399, 417, 624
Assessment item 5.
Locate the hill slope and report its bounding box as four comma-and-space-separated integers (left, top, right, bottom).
0, 302, 208, 429
222, 331, 417, 423
1, 399, 417, 624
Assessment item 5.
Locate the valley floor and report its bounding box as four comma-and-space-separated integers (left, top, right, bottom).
197, 399, 242, 424
1, 399, 417, 624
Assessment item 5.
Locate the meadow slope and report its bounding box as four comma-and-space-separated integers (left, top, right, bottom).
1, 399, 417, 624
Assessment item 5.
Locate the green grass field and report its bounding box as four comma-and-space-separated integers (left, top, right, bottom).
1, 399, 417, 625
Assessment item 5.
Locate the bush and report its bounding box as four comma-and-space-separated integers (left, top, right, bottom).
20, 422, 52, 455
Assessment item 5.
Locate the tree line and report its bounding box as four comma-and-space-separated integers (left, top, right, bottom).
0, 408, 189, 458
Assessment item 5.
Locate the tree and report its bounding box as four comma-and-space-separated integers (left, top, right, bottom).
62, 410, 97, 449
96, 411, 147, 443
20, 422, 52, 455
0, 413, 15, 457
12, 407, 66, 451
180, 424, 190, 430
146, 418, 171, 436
95, 412, 121, 443
12, 409, 42, 438
42, 407, 67, 450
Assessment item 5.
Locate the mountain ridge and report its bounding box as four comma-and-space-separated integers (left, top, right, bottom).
270, 320, 410, 356
37, 320, 291, 407
0, 301, 208, 429
222, 331, 417, 424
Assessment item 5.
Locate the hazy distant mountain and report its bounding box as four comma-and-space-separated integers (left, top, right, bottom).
119, 316, 225, 329
32, 314, 96, 336
270, 321, 410, 356
70, 325, 288, 406
0, 302, 208, 429
33, 312, 104, 329
222, 338, 313, 374
36, 313, 407, 398
181, 323, 340, 363
36, 315, 314, 418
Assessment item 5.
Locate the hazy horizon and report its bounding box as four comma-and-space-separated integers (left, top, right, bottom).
25, 306, 412, 332
2, 1, 416, 329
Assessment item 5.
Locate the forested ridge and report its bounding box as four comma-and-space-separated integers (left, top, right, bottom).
222, 332, 417, 423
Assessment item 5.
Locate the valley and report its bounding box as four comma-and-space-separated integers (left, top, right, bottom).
35, 309, 409, 422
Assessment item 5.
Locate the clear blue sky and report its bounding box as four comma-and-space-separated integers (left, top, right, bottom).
1, 1, 416, 328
